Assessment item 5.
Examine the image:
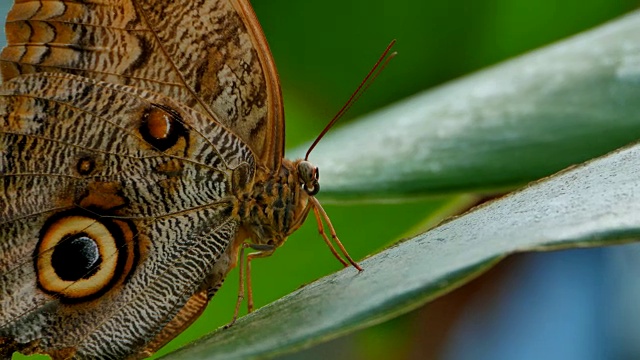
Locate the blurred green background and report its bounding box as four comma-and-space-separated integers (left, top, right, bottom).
4, 0, 639, 359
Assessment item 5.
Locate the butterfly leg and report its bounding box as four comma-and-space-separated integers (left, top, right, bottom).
309, 197, 363, 271
227, 243, 275, 327
245, 244, 276, 313
227, 243, 249, 328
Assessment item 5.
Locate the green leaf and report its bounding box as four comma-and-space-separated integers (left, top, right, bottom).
289, 11, 640, 201
164, 139, 640, 359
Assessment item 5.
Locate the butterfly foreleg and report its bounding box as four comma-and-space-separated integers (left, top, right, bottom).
309, 197, 362, 271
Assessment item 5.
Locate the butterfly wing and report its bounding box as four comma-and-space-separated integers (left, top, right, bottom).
0, 72, 255, 358
1, 0, 284, 170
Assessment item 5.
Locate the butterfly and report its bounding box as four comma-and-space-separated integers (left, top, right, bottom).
0, 0, 363, 358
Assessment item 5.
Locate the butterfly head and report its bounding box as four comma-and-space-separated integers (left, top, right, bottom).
296, 160, 320, 196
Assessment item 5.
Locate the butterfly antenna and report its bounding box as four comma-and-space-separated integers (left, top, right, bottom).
304, 40, 397, 161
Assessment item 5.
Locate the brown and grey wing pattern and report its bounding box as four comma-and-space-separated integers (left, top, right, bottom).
1, 0, 284, 170
0, 72, 255, 358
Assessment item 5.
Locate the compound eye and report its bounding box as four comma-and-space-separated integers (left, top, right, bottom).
297, 160, 320, 196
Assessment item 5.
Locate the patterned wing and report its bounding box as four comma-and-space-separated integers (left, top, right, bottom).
0, 0, 284, 170
0, 72, 255, 358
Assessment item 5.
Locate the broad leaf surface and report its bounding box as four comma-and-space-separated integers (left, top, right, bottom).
165, 141, 640, 359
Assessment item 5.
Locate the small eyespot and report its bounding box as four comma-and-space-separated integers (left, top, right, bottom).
76, 156, 96, 175
315, 167, 320, 180
139, 103, 187, 151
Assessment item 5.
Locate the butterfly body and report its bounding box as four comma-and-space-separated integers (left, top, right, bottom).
0, 0, 327, 357
236, 159, 316, 248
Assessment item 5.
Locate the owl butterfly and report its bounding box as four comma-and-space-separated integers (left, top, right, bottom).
0, 0, 368, 359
